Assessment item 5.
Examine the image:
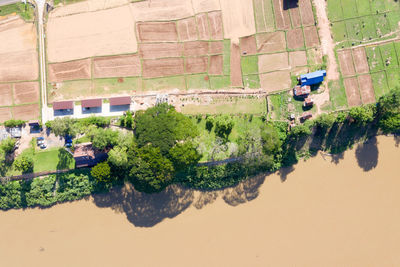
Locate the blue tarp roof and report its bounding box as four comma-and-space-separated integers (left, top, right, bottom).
300, 70, 326, 80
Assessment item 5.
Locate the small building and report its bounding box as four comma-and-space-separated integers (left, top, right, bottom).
293, 85, 311, 97
109, 96, 131, 106
303, 96, 314, 107
81, 98, 102, 110
73, 142, 108, 168
300, 112, 312, 121
28, 120, 40, 127
53, 101, 74, 111
300, 70, 326, 86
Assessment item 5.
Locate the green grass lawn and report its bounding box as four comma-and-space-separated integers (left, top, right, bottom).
346, 18, 363, 45
94, 77, 142, 94
366, 46, 384, 72
142, 76, 186, 91
329, 80, 348, 110
331, 21, 348, 47
379, 42, 399, 69
0, 3, 34, 21
341, 0, 358, 19
360, 16, 377, 41
243, 74, 261, 88
241, 55, 259, 75
33, 148, 75, 172
355, 0, 371, 16
327, 0, 343, 21
371, 71, 389, 99
386, 68, 400, 90
209, 75, 230, 89
186, 74, 211, 90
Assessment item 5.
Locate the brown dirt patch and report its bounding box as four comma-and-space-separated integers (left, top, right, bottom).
338, 50, 356, 77
12, 103, 40, 121
177, 17, 198, 42
344, 77, 362, 107
259, 52, 289, 73
287, 28, 304, 50
358, 74, 376, 104
208, 11, 224, 40
137, 22, 178, 43
240, 35, 257, 56
209, 55, 223, 75
289, 7, 302, 28
48, 59, 91, 82
192, 0, 221, 13
0, 84, 13, 106
185, 56, 208, 74
304, 26, 320, 47
0, 107, 12, 122
230, 43, 243, 87
93, 55, 141, 78
291, 66, 309, 76
256, 32, 286, 53
184, 41, 209, 57
142, 58, 184, 78
272, 0, 291, 30
13, 82, 39, 105
139, 43, 183, 59
289, 51, 308, 68
352, 47, 369, 74
260, 70, 291, 92
196, 13, 210, 40
209, 41, 224, 54
0, 51, 38, 82
299, 0, 315, 26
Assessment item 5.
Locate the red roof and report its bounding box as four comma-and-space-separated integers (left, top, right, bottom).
293, 85, 311, 96
53, 101, 74, 110
109, 96, 131, 106
81, 99, 102, 108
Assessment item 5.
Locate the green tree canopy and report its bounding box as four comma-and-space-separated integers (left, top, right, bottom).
13, 154, 34, 173
91, 162, 112, 183
377, 88, 400, 133
169, 141, 201, 171
88, 128, 119, 150
0, 138, 16, 154
214, 115, 234, 140
314, 113, 336, 130
261, 125, 282, 156
348, 105, 374, 125
48, 117, 77, 137
107, 146, 128, 169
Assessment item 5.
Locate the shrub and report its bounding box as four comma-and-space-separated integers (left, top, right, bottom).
91, 162, 112, 183
13, 154, 34, 173
3, 119, 25, 128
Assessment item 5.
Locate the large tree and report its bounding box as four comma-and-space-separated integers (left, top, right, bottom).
169, 141, 201, 171
377, 88, 400, 133
48, 117, 77, 137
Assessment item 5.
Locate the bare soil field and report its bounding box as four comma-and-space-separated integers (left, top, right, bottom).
49, 0, 129, 18
259, 52, 289, 73
273, 0, 291, 30
137, 22, 178, 43
304, 26, 320, 47
0, 20, 36, 54
208, 11, 223, 40
209, 41, 224, 54
185, 57, 208, 74
209, 55, 223, 75
177, 17, 198, 42
299, 0, 315, 26
344, 77, 362, 107
130, 0, 194, 21
290, 5, 302, 28
0, 51, 38, 82
196, 13, 210, 40
183, 41, 209, 57
93, 55, 141, 78
260, 70, 291, 92
192, 0, 221, 13
289, 51, 308, 67
230, 43, 243, 86
139, 43, 183, 59
0, 84, 13, 106
47, 5, 137, 62
338, 50, 356, 77
142, 58, 184, 78
219, 0, 256, 42
256, 32, 286, 53
352, 47, 369, 74
13, 82, 39, 105
358, 74, 376, 104
0, 107, 12, 122
240, 35, 257, 55
12, 103, 39, 121
287, 28, 304, 50
48, 59, 91, 82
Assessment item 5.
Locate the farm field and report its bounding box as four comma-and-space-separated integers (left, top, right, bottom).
0, 17, 40, 122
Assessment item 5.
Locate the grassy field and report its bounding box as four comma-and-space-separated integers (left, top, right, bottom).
0, 3, 34, 21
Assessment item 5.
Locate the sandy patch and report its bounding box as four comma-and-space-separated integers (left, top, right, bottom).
185, 56, 208, 74
358, 74, 376, 104
230, 43, 243, 87
177, 17, 198, 42
130, 0, 194, 21
48, 59, 92, 82
208, 11, 224, 40
139, 43, 183, 59
137, 22, 178, 43
183, 41, 209, 57
256, 32, 286, 53
50, 0, 129, 18
299, 0, 315, 26
338, 50, 356, 77
196, 13, 210, 40
209, 55, 223, 75
273, 0, 291, 30
0, 107, 12, 122
219, 0, 256, 43
289, 51, 308, 67
352, 47, 369, 74
93, 55, 141, 78
192, 0, 221, 13
0, 51, 38, 82
259, 52, 289, 73
209, 41, 224, 54
13, 82, 39, 105
304, 26, 320, 47
47, 5, 137, 62
240, 35, 257, 56
260, 70, 291, 92
142, 58, 184, 78
287, 28, 305, 50
0, 84, 13, 106
344, 77, 362, 107
12, 103, 40, 121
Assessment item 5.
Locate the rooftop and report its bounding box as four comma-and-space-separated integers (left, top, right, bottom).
109, 96, 131, 106
53, 101, 74, 110
81, 98, 102, 108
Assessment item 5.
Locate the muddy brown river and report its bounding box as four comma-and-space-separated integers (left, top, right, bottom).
0, 135, 399, 267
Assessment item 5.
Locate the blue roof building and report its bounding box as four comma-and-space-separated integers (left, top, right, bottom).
300, 70, 326, 86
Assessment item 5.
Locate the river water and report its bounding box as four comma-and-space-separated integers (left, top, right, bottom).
0, 135, 399, 267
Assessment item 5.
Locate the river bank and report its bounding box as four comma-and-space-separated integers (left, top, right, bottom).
0, 135, 399, 266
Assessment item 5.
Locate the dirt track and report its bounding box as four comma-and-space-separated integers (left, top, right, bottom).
13, 82, 39, 105
48, 59, 91, 82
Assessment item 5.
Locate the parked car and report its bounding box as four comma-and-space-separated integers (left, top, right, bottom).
40, 143, 47, 149
37, 137, 45, 146
65, 143, 72, 148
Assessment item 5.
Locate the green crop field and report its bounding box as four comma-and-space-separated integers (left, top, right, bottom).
371, 71, 389, 98
366, 46, 384, 72
186, 74, 211, 90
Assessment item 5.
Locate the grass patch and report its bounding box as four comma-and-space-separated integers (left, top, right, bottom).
268, 93, 288, 120
379, 42, 399, 69
374, 14, 391, 36
371, 71, 389, 98
346, 18, 363, 45
241, 55, 259, 75
327, 0, 343, 21
360, 16, 377, 41
370, 0, 387, 13
93, 77, 141, 95
341, 0, 358, 19
386, 11, 400, 31
186, 74, 210, 90
243, 74, 261, 89
223, 39, 231, 75
210, 75, 230, 89
329, 80, 348, 110
0, 3, 34, 21
366, 46, 384, 72
386, 68, 400, 90
331, 21, 348, 47
355, 0, 371, 16
142, 76, 186, 91
33, 148, 75, 172
48, 80, 92, 102
307, 48, 323, 66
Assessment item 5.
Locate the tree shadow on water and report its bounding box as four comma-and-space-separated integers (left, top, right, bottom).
222, 174, 266, 206
278, 166, 295, 182
355, 136, 378, 172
